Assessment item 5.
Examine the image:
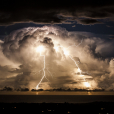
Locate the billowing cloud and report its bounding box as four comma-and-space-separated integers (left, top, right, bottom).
0, 26, 114, 90
77, 19, 102, 25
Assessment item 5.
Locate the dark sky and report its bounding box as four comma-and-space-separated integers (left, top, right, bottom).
0, 0, 114, 90
0, 0, 114, 36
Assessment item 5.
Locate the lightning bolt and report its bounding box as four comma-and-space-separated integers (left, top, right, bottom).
36, 54, 46, 89
54, 39, 90, 87
35, 46, 52, 90
36, 38, 90, 89
67, 38, 83, 49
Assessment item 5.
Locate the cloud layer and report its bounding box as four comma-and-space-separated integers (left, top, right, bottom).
0, 0, 114, 25
0, 26, 114, 90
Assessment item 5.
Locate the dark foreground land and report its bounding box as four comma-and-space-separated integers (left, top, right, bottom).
0, 102, 114, 114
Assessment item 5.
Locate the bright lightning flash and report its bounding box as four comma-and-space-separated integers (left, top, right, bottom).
63, 48, 69, 55
54, 39, 91, 88
35, 39, 90, 89
35, 45, 52, 90
36, 46, 44, 53
84, 82, 90, 88
54, 47, 59, 52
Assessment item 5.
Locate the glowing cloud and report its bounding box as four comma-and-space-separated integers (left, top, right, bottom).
84, 82, 91, 88
36, 45, 44, 53
0, 26, 113, 90
63, 48, 69, 56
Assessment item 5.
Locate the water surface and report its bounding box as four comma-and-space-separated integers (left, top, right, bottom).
0, 95, 114, 103
0, 91, 114, 95
0, 91, 114, 103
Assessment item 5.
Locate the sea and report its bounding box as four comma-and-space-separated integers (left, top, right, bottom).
0, 91, 114, 103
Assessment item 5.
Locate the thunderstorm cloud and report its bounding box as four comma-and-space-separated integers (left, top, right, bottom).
0, 26, 114, 90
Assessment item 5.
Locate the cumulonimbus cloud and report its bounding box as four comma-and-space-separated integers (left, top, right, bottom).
0, 25, 114, 90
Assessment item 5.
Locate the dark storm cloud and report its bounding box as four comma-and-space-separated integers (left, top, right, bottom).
77, 19, 102, 25
109, 35, 114, 39
106, 25, 112, 27
41, 37, 54, 48
0, 0, 114, 25
109, 38, 114, 39
72, 25, 76, 27
0, 35, 6, 40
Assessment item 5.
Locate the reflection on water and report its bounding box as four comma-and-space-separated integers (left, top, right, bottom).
36, 92, 39, 95
0, 91, 114, 95
87, 92, 92, 95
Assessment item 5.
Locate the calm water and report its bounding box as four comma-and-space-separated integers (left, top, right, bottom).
0, 91, 114, 103
0, 95, 114, 103
0, 91, 114, 95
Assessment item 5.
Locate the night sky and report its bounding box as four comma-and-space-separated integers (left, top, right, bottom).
0, 0, 114, 91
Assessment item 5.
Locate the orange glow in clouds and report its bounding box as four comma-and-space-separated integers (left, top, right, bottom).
84, 82, 91, 88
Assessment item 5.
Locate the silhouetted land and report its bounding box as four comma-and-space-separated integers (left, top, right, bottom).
31, 88, 106, 92
0, 87, 29, 91
0, 102, 114, 114
1, 86, 114, 92
0, 86, 13, 91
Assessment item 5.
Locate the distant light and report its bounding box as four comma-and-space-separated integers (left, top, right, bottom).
101, 108, 104, 110
42, 111, 44, 112
48, 110, 51, 111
